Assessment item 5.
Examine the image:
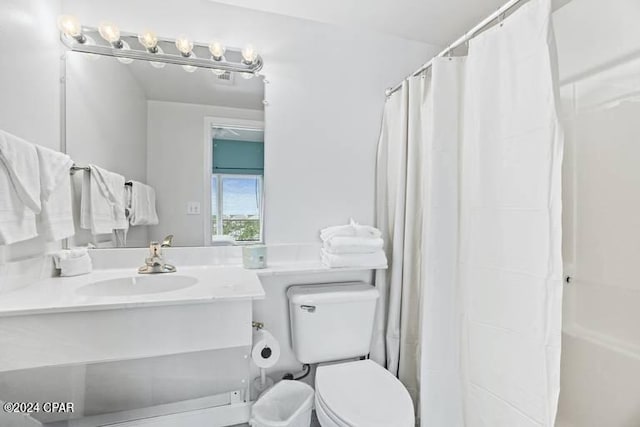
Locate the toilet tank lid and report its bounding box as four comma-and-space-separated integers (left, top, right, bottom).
287, 283, 379, 305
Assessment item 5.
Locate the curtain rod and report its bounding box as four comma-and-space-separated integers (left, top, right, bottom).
385, 0, 527, 97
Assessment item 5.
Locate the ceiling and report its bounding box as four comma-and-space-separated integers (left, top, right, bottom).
125, 59, 265, 110
210, 0, 509, 45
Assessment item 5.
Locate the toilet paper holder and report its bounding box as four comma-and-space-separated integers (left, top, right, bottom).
252, 321, 264, 330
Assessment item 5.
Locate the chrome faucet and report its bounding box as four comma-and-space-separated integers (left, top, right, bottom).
138, 242, 176, 274
161, 234, 174, 247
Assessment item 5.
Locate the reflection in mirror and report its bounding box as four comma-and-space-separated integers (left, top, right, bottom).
210, 127, 264, 244
64, 51, 265, 248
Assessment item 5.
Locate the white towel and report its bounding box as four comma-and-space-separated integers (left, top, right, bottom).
323, 236, 384, 254
0, 130, 41, 213
321, 248, 388, 269
320, 219, 382, 241
52, 247, 88, 268
80, 165, 128, 235
127, 181, 159, 226
36, 145, 75, 241
52, 248, 92, 277
0, 130, 40, 244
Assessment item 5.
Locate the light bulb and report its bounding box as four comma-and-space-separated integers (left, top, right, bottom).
98, 22, 122, 47
241, 44, 258, 64
241, 72, 254, 80
138, 30, 158, 52
57, 15, 85, 42
175, 35, 193, 56
211, 68, 226, 76
209, 41, 225, 61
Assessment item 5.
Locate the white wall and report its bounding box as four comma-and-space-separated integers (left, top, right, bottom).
554, 1, 640, 425
146, 100, 264, 246
65, 52, 150, 247
60, 0, 439, 245
0, 0, 438, 421
0, 0, 61, 265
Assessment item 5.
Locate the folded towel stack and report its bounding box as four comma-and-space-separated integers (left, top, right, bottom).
320, 219, 387, 268
52, 248, 92, 277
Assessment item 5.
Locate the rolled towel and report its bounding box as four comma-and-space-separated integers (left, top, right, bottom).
323, 236, 384, 254
59, 254, 92, 277
52, 248, 93, 277
321, 248, 388, 269
320, 219, 382, 241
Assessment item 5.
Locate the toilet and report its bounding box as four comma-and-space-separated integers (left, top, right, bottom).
287, 282, 415, 427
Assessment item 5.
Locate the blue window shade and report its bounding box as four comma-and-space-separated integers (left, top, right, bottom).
213, 139, 264, 175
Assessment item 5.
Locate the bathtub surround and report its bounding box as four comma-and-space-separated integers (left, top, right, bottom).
553, 0, 640, 424
374, 0, 563, 424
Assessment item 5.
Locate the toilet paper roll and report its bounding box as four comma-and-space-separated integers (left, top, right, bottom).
252, 329, 281, 369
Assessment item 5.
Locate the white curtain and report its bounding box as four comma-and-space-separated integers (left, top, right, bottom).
373, 0, 563, 425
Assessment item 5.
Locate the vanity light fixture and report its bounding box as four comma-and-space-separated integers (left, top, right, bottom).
57, 15, 86, 44
58, 23, 264, 75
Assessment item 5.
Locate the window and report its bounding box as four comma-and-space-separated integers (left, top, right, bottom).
211, 127, 264, 244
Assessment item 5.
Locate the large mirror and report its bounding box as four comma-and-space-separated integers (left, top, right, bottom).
64, 50, 265, 248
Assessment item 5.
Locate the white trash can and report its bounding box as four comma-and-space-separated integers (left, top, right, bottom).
250, 380, 315, 427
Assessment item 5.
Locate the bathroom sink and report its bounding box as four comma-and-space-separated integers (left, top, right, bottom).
76, 275, 198, 297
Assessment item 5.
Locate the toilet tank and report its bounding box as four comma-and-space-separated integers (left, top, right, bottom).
287, 282, 379, 364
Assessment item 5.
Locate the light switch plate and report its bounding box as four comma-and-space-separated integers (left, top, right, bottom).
187, 201, 201, 215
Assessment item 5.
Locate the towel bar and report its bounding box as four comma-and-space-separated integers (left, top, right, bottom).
70, 165, 132, 186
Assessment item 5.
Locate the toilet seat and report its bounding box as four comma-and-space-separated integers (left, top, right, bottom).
315, 360, 415, 427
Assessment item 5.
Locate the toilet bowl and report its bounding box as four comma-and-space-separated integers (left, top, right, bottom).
314, 360, 415, 427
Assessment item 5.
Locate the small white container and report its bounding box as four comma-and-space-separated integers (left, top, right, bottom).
243, 245, 267, 269
250, 380, 314, 427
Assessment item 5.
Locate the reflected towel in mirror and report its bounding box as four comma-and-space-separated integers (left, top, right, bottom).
126, 181, 159, 226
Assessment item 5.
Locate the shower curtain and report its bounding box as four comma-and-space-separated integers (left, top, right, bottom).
373, 0, 563, 425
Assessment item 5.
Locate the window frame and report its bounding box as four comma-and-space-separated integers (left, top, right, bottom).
203, 117, 265, 246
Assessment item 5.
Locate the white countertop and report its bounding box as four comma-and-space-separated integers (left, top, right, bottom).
0, 265, 265, 317
0, 261, 385, 317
